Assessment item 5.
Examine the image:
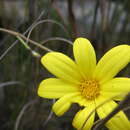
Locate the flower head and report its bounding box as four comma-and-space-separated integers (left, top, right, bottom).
38, 38, 130, 130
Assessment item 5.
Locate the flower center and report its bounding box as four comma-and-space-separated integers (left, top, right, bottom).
80, 79, 100, 100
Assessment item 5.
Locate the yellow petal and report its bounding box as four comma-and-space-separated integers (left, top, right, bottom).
73, 37, 96, 78
96, 97, 130, 130
38, 78, 78, 99
52, 93, 80, 116
41, 52, 82, 84
72, 95, 93, 107
94, 45, 130, 83
72, 104, 95, 130
101, 78, 130, 101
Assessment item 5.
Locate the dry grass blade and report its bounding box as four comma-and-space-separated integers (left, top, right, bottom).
0, 6, 47, 61
0, 81, 22, 88
14, 99, 38, 130
0, 28, 53, 52
41, 37, 73, 45
42, 99, 55, 127
26, 19, 70, 44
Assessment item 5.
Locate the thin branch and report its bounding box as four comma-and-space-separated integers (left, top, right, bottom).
16, 36, 41, 58
42, 99, 55, 127
0, 2, 49, 61
41, 37, 73, 45
0, 28, 52, 52
93, 92, 130, 130
81, 93, 128, 130
43, 111, 53, 126
14, 100, 37, 130
0, 81, 22, 88
26, 19, 70, 44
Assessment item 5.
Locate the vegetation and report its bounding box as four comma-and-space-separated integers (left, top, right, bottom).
1, 0, 130, 130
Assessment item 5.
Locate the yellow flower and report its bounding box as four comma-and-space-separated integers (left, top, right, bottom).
38, 38, 130, 130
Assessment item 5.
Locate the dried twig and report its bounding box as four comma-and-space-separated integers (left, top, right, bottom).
42, 99, 55, 127
93, 93, 130, 130
41, 37, 73, 45
81, 93, 128, 130
26, 19, 69, 44
0, 2, 49, 61
14, 99, 38, 130
0, 81, 22, 88
0, 28, 52, 52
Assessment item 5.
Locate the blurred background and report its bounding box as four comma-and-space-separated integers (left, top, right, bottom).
0, 0, 130, 130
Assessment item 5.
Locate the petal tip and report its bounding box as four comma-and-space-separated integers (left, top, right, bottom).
74, 37, 91, 44
40, 52, 52, 65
